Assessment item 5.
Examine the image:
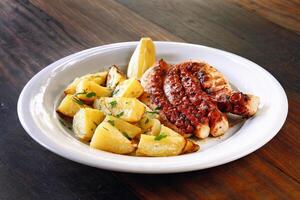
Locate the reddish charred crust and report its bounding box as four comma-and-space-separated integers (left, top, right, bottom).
178, 62, 226, 127
147, 60, 194, 133
164, 65, 200, 129
186, 62, 254, 118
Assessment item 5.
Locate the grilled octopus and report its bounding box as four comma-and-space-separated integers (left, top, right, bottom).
141, 60, 229, 138
181, 61, 260, 118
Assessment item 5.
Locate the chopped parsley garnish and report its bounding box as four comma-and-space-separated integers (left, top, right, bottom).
154, 132, 167, 141
145, 118, 149, 124
86, 92, 96, 98
122, 132, 131, 140
109, 100, 117, 108
116, 111, 124, 118
146, 110, 159, 114
112, 89, 119, 95
103, 127, 109, 131
72, 96, 84, 105
107, 120, 115, 126
154, 106, 161, 110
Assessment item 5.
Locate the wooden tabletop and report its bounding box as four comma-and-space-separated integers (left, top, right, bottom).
1, 0, 299, 199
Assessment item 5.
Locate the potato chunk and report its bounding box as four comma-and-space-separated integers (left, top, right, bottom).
57, 94, 86, 117
73, 108, 105, 141
106, 65, 126, 89
76, 79, 112, 102
103, 115, 141, 139
93, 97, 145, 122
64, 71, 108, 94
136, 134, 186, 157
113, 78, 144, 98
139, 117, 161, 136
90, 122, 135, 154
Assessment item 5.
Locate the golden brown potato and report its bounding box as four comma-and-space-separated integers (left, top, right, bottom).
103, 115, 141, 139
73, 108, 105, 141
57, 94, 87, 117
136, 134, 186, 157
90, 122, 135, 154
106, 65, 126, 89
76, 79, 111, 102
113, 78, 144, 98
64, 71, 108, 94
93, 97, 145, 122
181, 139, 200, 154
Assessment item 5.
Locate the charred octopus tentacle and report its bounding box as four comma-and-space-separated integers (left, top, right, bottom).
178, 62, 229, 136
141, 60, 194, 135
189, 62, 260, 118
164, 65, 210, 138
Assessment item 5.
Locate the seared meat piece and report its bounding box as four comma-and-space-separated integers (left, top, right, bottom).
186, 61, 260, 118
164, 65, 210, 138
178, 63, 229, 137
141, 60, 194, 136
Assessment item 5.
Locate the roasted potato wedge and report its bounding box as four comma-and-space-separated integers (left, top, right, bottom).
57, 94, 87, 117
76, 79, 112, 102
139, 117, 161, 136
103, 115, 141, 139
106, 65, 126, 89
64, 71, 108, 94
93, 97, 145, 122
127, 37, 156, 80
73, 108, 105, 141
136, 134, 186, 157
182, 139, 200, 154
113, 78, 144, 98
90, 122, 135, 154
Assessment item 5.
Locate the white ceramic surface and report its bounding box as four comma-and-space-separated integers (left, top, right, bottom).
17, 42, 288, 173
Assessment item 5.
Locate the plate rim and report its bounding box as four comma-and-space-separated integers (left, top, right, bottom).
17, 41, 288, 173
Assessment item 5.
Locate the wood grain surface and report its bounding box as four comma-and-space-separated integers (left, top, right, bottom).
0, 0, 299, 199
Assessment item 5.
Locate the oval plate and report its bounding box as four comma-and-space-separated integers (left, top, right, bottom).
18, 42, 288, 173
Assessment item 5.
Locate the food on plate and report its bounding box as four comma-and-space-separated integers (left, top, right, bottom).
106, 65, 126, 89
73, 108, 105, 141
76, 79, 112, 102
127, 37, 156, 80
113, 78, 144, 98
136, 125, 194, 157
57, 94, 87, 117
183, 61, 260, 117
90, 121, 135, 154
64, 71, 108, 94
103, 115, 141, 139
93, 97, 145, 122
57, 37, 259, 157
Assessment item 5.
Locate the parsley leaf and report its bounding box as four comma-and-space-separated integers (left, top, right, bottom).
112, 89, 119, 95
72, 96, 84, 105
86, 92, 96, 98
109, 100, 117, 108
155, 106, 161, 110
122, 132, 131, 140
107, 120, 115, 126
146, 110, 159, 114
145, 118, 149, 124
154, 132, 167, 141
116, 111, 124, 118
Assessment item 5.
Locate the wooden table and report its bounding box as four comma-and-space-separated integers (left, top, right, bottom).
1, 0, 299, 199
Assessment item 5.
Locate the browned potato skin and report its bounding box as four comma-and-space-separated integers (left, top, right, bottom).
181, 139, 200, 154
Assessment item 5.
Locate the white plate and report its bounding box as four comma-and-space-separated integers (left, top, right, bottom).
18, 42, 288, 174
